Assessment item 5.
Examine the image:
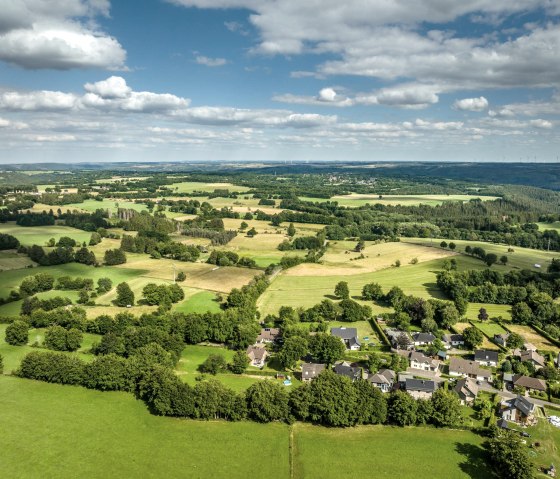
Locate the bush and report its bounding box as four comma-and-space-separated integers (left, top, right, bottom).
199, 354, 227, 375
5, 320, 29, 345
17, 351, 85, 385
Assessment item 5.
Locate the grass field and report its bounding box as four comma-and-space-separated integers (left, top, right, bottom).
174, 289, 222, 314
507, 324, 560, 354
454, 322, 497, 349
0, 222, 92, 246
0, 375, 290, 479
0, 250, 35, 270
471, 319, 509, 338
300, 193, 500, 208
402, 237, 557, 271
465, 303, 512, 321
64, 199, 148, 215
537, 221, 560, 234
168, 181, 250, 194
292, 423, 491, 479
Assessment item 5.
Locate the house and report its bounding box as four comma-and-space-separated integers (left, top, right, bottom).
500, 396, 536, 424
449, 357, 492, 382
386, 329, 414, 350
524, 342, 538, 352
333, 361, 362, 381
437, 350, 447, 361
512, 374, 547, 393
367, 368, 396, 393
454, 378, 479, 405
496, 418, 510, 430
411, 332, 435, 347
494, 333, 510, 347
246, 345, 268, 368
404, 378, 437, 399
474, 349, 499, 367
331, 327, 361, 351
409, 351, 441, 373
397, 372, 413, 387
442, 333, 464, 349
256, 328, 281, 344
519, 350, 546, 370
301, 363, 325, 382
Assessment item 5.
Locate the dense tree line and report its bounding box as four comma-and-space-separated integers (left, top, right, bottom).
207, 250, 257, 268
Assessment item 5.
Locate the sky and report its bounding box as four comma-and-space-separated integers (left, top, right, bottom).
0, 0, 559, 164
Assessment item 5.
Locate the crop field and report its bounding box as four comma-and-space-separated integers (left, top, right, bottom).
402, 237, 557, 271
507, 324, 560, 354
0, 222, 92, 246
300, 193, 500, 208
0, 376, 290, 479
167, 181, 251, 194
292, 423, 490, 479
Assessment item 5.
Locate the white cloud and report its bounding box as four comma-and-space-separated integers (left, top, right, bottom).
0, 90, 78, 110
195, 55, 228, 67
273, 87, 353, 107
0, 0, 126, 70
84, 76, 132, 98
355, 84, 440, 109
530, 119, 553, 129
453, 96, 489, 112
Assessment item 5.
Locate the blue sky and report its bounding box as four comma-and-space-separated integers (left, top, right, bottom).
0, 0, 559, 163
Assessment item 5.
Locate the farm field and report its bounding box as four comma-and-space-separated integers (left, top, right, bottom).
300, 193, 500, 208
402, 237, 557, 271
507, 324, 560, 354
0, 375, 290, 479
167, 181, 250, 194
292, 423, 491, 479
0, 250, 35, 270
0, 222, 92, 246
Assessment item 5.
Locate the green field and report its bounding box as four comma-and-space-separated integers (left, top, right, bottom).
64, 199, 148, 215
0, 250, 35, 270
292, 423, 490, 479
300, 194, 500, 208
0, 289, 81, 317
465, 303, 512, 321
0, 222, 92, 246
471, 319, 509, 338
0, 375, 290, 479
168, 181, 250, 194
174, 289, 222, 314
537, 221, 560, 234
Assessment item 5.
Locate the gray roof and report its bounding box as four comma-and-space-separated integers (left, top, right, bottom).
454, 378, 479, 398
405, 378, 437, 393
331, 327, 358, 340
474, 350, 499, 362
505, 396, 535, 417
449, 357, 492, 378
512, 374, 546, 391
519, 350, 546, 367
368, 369, 396, 385
412, 332, 436, 343
443, 334, 464, 343
333, 362, 361, 380
301, 363, 325, 379
497, 418, 509, 429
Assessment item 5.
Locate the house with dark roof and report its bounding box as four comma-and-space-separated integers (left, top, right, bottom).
454, 378, 479, 405
333, 361, 362, 381
256, 328, 281, 344
385, 329, 414, 350
411, 332, 435, 347
512, 374, 547, 393
442, 333, 464, 349
404, 378, 437, 399
500, 396, 536, 424
493, 333, 510, 347
367, 369, 396, 393
301, 363, 325, 382
449, 357, 492, 382
246, 345, 268, 368
409, 351, 441, 373
474, 349, 499, 367
331, 327, 361, 351
519, 350, 546, 370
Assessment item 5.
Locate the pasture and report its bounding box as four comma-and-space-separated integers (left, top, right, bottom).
465, 303, 512, 321
292, 423, 491, 479
471, 319, 509, 338
64, 199, 148, 215
0, 250, 35, 270
174, 289, 222, 314
507, 324, 560, 354
300, 193, 500, 208
0, 375, 290, 479
0, 222, 91, 246
167, 181, 250, 194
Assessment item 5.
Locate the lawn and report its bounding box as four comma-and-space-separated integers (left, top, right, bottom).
0, 222, 92, 246
471, 320, 508, 338
292, 423, 491, 479
300, 194, 500, 208
0, 375, 290, 479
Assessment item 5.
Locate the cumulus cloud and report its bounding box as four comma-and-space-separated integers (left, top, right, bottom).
356, 84, 440, 109
273, 87, 353, 107
195, 55, 228, 67
0, 0, 126, 70
453, 97, 489, 112
84, 76, 132, 98
529, 119, 553, 129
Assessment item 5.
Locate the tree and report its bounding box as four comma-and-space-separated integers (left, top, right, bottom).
465, 245, 472, 255
511, 302, 532, 325
437, 303, 459, 329
485, 253, 498, 267
506, 332, 524, 350
308, 370, 357, 426
246, 381, 289, 422
104, 248, 127, 265
97, 277, 113, 294
500, 255, 508, 265
75, 247, 96, 265
488, 430, 534, 479
176, 271, 186, 282
229, 350, 250, 374
339, 299, 371, 322
115, 282, 135, 307
396, 332, 411, 350
421, 317, 438, 333
353, 379, 387, 425
287, 223, 296, 237
246, 227, 258, 237
239, 221, 248, 231
278, 336, 308, 369
5, 320, 29, 346
440, 241, 448, 248
89, 232, 102, 246
388, 390, 417, 426
462, 326, 483, 349
448, 242, 456, 251
334, 281, 350, 299
394, 259, 401, 267
430, 388, 462, 427
362, 282, 384, 301
199, 354, 227, 375
477, 307, 489, 322
309, 334, 345, 365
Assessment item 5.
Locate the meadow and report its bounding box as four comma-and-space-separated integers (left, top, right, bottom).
167, 181, 250, 194
64, 199, 148, 215
507, 324, 560, 354
0, 250, 35, 270
0, 222, 92, 246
